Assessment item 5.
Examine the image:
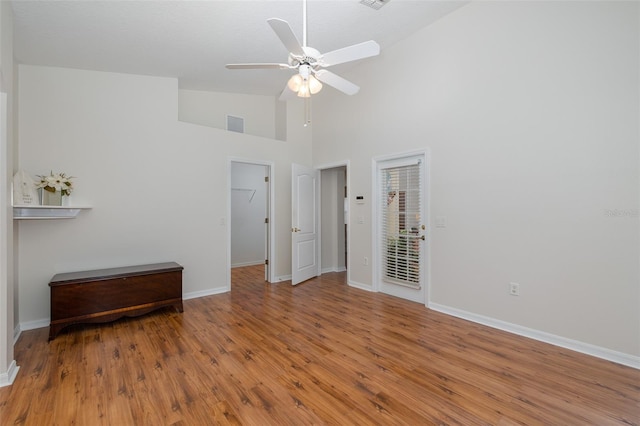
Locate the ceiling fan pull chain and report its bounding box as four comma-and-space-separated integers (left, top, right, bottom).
304, 97, 311, 127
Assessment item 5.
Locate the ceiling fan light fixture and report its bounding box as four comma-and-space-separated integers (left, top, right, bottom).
287, 74, 303, 92
309, 75, 323, 94
297, 82, 311, 98
290, 73, 322, 97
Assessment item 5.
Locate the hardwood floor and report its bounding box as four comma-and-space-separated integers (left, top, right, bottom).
1, 265, 638, 425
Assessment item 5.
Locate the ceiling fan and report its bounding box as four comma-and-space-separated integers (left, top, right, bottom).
225, 0, 380, 102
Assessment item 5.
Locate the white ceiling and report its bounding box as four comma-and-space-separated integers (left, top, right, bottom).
11, 0, 468, 96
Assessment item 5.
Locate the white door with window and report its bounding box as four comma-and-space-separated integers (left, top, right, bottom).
291, 163, 320, 285
375, 153, 428, 303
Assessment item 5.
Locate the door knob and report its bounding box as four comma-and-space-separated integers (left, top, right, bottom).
292, 227, 301, 232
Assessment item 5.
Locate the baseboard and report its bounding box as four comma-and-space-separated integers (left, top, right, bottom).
321, 266, 347, 274
20, 318, 49, 332
16, 289, 230, 333
0, 360, 19, 388
13, 324, 21, 345
348, 280, 374, 292
275, 274, 292, 282
231, 261, 264, 268
183, 287, 229, 300
429, 302, 640, 370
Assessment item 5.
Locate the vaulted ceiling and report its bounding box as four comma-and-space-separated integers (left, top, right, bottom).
11, 0, 467, 96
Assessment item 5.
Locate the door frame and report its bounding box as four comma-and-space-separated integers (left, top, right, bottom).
372, 149, 430, 305
227, 157, 275, 287
316, 160, 350, 284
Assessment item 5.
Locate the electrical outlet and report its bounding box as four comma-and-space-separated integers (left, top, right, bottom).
509, 282, 520, 296
363, 257, 369, 266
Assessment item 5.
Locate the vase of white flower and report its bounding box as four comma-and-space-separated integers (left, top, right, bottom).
41, 188, 63, 206
37, 171, 74, 206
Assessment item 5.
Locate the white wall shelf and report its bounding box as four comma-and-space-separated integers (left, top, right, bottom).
13, 205, 92, 220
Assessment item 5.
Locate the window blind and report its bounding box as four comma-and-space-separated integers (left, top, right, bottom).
380, 162, 421, 288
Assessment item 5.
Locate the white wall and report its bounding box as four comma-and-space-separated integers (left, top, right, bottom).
17, 65, 312, 327
313, 1, 639, 360
321, 167, 345, 273
231, 162, 267, 267
179, 89, 281, 140
0, 0, 17, 386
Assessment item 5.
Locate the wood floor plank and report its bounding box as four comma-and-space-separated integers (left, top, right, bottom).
1, 266, 638, 425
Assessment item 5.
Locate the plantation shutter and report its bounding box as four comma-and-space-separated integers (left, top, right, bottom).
380, 161, 422, 289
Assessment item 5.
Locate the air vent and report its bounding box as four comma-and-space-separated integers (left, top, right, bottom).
360, 0, 389, 10
226, 115, 244, 133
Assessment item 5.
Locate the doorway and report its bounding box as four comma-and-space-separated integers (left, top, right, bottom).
289, 162, 350, 286
374, 152, 428, 303
230, 160, 273, 284
320, 166, 347, 274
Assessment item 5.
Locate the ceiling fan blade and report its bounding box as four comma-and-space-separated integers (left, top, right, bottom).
226, 63, 292, 70
268, 18, 305, 56
319, 40, 380, 67
314, 70, 360, 95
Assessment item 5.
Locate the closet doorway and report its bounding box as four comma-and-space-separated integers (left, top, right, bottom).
230, 160, 273, 283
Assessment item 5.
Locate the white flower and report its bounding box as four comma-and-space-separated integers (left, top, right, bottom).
37, 171, 74, 196
45, 175, 62, 191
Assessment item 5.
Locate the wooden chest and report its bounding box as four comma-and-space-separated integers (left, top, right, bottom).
48, 262, 183, 340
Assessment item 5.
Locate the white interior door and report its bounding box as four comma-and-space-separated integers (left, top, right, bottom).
292, 163, 319, 285
376, 153, 428, 303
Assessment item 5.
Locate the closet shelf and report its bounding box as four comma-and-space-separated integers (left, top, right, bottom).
13, 205, 92, 220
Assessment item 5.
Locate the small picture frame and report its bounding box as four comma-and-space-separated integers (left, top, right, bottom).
12, 170, 40, 206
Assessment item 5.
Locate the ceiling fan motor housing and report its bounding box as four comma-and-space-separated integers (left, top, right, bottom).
289, 46, 322, 69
